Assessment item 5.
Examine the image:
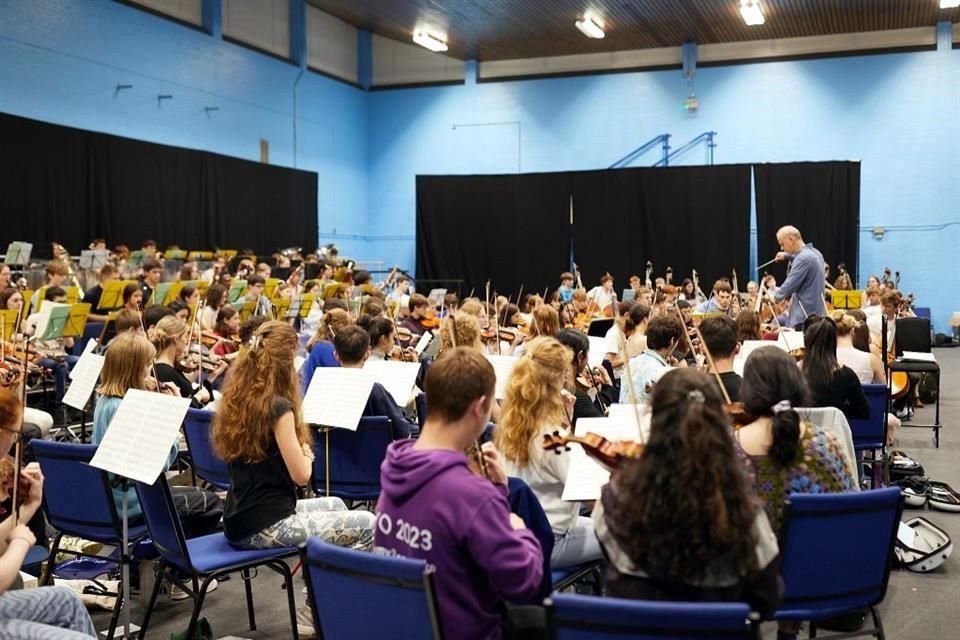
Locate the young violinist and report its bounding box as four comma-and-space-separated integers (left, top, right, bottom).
678, 278, 696, 302
121, 283, 143, 312
367, 316, 416, 362
0, 388, 99, 638
586, 274, 615, 316
735, 309, 763, 342
332, 325, 417, 438
399, 293, 430, 336
199, 283, 227, 332
148, 315, 225, 409
243, 275, 272, 317
82, 263, 118, 322
212, 320, 375, 635
375, 348, 542, 640
698, 315, 742, 402
592, 368, 781, 617
801, 316, 869, 422
23, 287, 78, 404
300, 308, 353, 393
556, 329, 614, 424
138, 258, 163, 305
93, 333, 223, 539
695, 279, 734, 315
620, 314, 685, 404
167, 300, 190, 323
496, 337, 603, 570
211, 306, 241, 360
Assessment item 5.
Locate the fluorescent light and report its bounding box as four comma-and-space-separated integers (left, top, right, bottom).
941, 0, 960, 8
740, 0, 765, 26
575, 12, 605, 39
413, 31, 448, 52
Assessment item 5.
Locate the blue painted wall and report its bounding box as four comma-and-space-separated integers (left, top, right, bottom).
0, 0, 370, 258
368, 26, 960, 330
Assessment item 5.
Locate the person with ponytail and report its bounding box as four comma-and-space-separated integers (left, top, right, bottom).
495, 337, 603, 569
737, 346, 857, 534
148, 315, 225, 409
593, 368, 781, 617
300, 308, 353, 393
213, 321, 375, 636
801, 315, 870, 421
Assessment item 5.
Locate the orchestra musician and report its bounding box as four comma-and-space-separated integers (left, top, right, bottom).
586, 274, 616, 316
29, 262, 68, 312
82, 263, 118, 322
138, 258, 164, 305
0, 265, 10, 290
772, 226, 826, 327
695, 280, 734, 315
557, 272, 575, 303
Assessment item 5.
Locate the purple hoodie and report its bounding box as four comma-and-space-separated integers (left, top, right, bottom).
376, 439, 543, 640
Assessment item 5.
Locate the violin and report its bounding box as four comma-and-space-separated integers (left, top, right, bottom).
419, 310, 441, 330
0, 457, 30, 503
542, 431, 644, 471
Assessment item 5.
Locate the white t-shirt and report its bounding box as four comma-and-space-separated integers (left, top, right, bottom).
837, 346, 874, 385
503, 426, 579, 535
587, 286, 614, 313
603, 324, 625, 379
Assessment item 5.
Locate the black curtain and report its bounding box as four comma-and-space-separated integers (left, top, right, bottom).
754, 161, 860, 286
0, 112, 318, 255
416, 173, 572, 298
572, 165, 752, 292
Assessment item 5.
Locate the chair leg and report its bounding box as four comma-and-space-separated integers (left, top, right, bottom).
138, 561, 167, 640
809, 620, 817, 638
105, 581, 123, 640
185, 576, 212, 640
242, 568, 257, 630
40, 531, 63, 586
280, 563, 301, 640
871, 606, 885, 640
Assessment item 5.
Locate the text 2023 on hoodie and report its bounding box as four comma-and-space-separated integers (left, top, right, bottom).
375, 439, 543, 640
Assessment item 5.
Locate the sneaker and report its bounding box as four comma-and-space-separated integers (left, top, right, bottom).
55, 536, 104, 563
297, 603, 317, 639
170, 578, 218, 601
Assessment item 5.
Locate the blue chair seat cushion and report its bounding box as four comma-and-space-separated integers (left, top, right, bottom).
179, 534, 298, 573
61, 523, 150, 546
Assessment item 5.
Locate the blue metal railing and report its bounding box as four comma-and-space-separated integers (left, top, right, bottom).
653, 131, 717, 167
608, 134, 671, 169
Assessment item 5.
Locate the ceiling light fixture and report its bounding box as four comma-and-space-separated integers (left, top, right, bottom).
740, 0, 765, 26
412, 31, 448, 52
575, 12, 605, 39
941, 0, 960, 9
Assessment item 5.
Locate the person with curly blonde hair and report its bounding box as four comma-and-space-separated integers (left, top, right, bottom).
439, 311, 483, 355
495, 337, 603, 569
214, 320, 375, 634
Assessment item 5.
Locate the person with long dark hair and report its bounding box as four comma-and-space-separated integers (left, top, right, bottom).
801, 316, 869, 421
594, 368, 781, 617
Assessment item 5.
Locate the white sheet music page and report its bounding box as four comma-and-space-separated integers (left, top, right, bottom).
778, 330, 805, 352
587, 336, 607, 369
302, 367, 375, 430
902, 351, 936, 363
414, 331, 433, 355
69, 339, 99, 380
63, 353, 104, 410
560, 416, 646, 502
485, 354, 519, 400
364, 359, 420, 406
89, 389, 191, 484
733, 340, 782, 376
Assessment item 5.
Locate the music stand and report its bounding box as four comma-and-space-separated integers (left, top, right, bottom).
98, 280, 135, 312
62, 304, 92, 339
128, 250, 147, 268
0, 310, 19, 342
831, 290, 863, 310
228, 281, 248, 304
79, 250, 109, 270
4, 242, 32, 266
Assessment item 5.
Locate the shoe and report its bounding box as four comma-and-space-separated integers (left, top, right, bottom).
928, 482, 960, 513
895, 477, 929, 508
170, 578, 217, 601
55, 536, 104, 563
297, 603, 317, 639
889, 450, 924, 480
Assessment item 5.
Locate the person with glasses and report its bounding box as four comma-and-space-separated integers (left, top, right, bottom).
0, 387, 98, 637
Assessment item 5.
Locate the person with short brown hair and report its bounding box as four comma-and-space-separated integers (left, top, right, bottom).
138, 258, 164, 304
376, 347, 542, 639
400, 293, 431, 336
696, 279, 734, 315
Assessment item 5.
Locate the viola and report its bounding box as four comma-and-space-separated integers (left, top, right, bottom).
542, 431, 644, 470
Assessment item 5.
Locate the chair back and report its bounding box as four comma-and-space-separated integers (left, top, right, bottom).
30, 440, 127, 543
302, 537, 443, 640
547, 593, 755, 639
133, 476, 194, 574
312, 416, 393, 500
894, 317, 932, 355
416, 392, 428, 429
777, 488, 903, 619
507, 477, 554, 601
182, 408, 230, 490
848, 384, 888, 450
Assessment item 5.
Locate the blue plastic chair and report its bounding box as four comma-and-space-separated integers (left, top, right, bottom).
416, 392, 428, 429
774, 488, 903, 639
301, 536, 443, 640
546, 593, 756, 639
31, 440, 149, 640
182, 408, 230, 490
133, 475, 300, 640
312, 416, 393, 501
848, 384, 888, 452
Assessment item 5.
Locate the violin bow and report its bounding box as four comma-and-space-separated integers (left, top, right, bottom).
12, 327, 29, 524
611, 293, 646, 444
492, 286, 503, 356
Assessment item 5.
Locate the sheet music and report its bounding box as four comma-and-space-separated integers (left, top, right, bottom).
302, 367, 375, 430
587, 336, 607, 369
778, 330, 805, 352
560, 416, 648, 502
364, 359, 420, 406
70, 339, 99, 379
733, 340, 784, 376
63, 353, 104, 410
485, 354, 518, 400
414, 331, 433, 355
88, 389, 191, 484
32, 301, 69, 340
902, 351, 936, 363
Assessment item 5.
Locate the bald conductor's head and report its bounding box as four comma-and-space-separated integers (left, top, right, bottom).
776, 226, 804, 254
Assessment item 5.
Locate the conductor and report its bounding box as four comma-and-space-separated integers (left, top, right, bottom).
773, 226, 826, 327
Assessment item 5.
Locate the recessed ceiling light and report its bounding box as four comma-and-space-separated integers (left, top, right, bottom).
413, 31, 448, 52
740, 0, 765, 26
940, 0, 960, 9
575, 12, 605, 39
